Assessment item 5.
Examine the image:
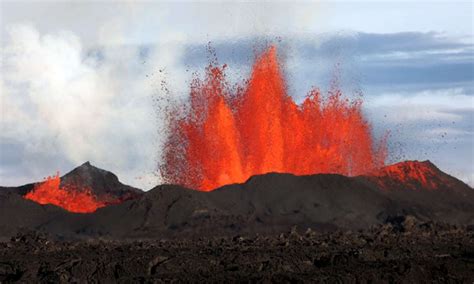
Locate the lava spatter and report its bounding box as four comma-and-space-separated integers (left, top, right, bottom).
24, 173, 107, 213
162, 46, 387, 191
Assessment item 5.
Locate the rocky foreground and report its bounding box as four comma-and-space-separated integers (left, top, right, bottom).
1, 217, 473, 283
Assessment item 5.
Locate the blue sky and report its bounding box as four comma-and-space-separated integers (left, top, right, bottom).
0, 1, 473, 188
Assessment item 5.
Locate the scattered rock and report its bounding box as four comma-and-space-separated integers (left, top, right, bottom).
0, 223, 472, 282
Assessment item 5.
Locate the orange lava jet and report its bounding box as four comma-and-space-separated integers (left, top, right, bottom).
24, 173, 106, 213
162, 46, 387, 191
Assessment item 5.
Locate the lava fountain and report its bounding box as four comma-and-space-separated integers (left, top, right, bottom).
24, 173, 107, 213
161, 46, 387, 191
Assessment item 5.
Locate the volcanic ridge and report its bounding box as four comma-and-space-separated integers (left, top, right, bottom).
0, 160, 472, 240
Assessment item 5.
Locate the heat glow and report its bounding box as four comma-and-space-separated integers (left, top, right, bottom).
370, 161, 454, 191
24, 173, 106, 213
162, 46, 387, 191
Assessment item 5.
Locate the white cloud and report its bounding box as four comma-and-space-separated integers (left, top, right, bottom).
2, 26, 107, 160
0, 24, 188, 189
460, 173, 474, 188
2, 1, 472, 45
2, 25, 112, 161
366, 88, 473, 123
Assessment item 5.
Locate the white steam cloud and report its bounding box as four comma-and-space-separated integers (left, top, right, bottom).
0, 24, 186, 189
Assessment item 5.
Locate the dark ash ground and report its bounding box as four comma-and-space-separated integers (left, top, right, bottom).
1, 217, 473, 283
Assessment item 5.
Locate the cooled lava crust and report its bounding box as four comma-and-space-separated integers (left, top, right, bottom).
1, 218, 473, 282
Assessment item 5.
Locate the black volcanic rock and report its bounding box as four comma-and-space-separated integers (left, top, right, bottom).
1, 223, 473, 282
360, 160, 474, 225
60, 161, 143, 202
77, 169, 472, 239
0, 183, 34, 196
0, 190, 69, 241
0, 160, 472, 240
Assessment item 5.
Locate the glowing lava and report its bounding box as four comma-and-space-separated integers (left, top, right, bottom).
370, 160, 457, 191
24, 173, 107, 213
162, 46, 387, 191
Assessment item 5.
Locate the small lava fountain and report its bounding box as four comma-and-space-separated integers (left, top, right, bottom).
161, 45, 387, 191
24, 173, 107, 213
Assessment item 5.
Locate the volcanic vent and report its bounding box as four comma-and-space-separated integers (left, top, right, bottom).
23, 162, 142, 213
368, 160, 471, 191
161, 46, 387, 190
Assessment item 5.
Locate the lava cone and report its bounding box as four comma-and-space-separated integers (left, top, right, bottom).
22, 162, 142, 213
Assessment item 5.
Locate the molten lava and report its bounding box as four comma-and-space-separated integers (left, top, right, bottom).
370, 160, 456, 191
24, 173, 107, 213
162, 46, 387, 191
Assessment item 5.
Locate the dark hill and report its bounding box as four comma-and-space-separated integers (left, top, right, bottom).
359, 161, 474, 226
60, 161, 143, 201
0, 160, 472, 240
0, 162, 143, 201
366, 160, 471, 192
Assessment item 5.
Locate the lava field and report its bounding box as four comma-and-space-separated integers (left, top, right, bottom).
1, 160, 473, 241
1, 218, 473, 282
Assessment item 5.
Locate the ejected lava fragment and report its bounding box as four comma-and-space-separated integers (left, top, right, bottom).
161, 46, 386, 191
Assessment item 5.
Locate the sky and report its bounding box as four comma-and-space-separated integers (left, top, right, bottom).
0, 1, 473, 189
